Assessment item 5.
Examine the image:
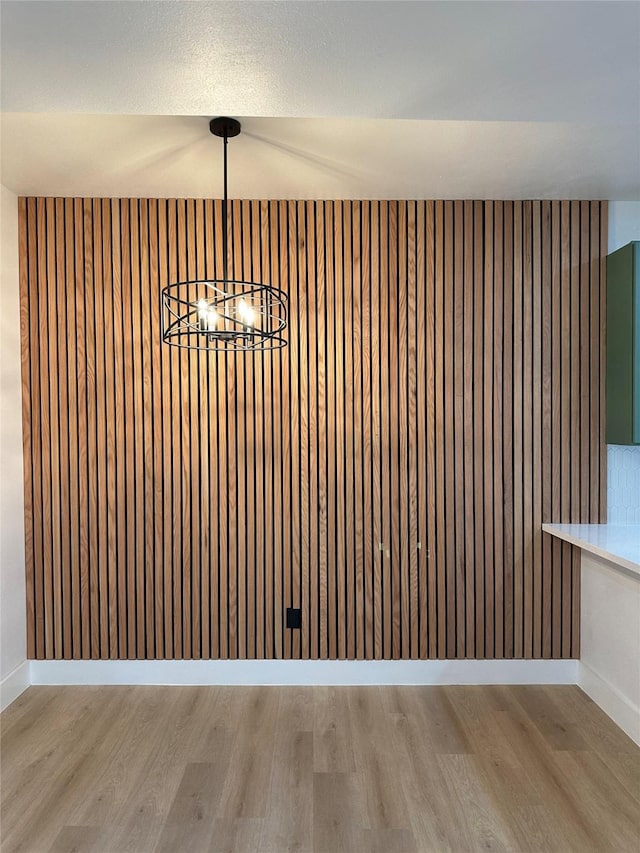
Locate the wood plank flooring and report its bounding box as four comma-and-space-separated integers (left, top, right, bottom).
1, 685, 638, 852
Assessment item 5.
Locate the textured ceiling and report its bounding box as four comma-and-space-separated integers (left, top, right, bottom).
1, 1, 638, 199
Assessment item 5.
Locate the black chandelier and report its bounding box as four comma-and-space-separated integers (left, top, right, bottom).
161, 117, 288, 352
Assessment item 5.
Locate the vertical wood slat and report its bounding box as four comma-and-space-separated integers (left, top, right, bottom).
48, 198, 64, 658
580, 202, 591, 525
20, 197, 606, 661
287, 201, 300, 660
443, 201, 456, 659
379, 202, 392, 660
307, 200, 319, 661
186, 200, 201, 660
74, 197, 90, 658
100, 198, 118, 658
206, 199, 218, 659
502, 201, 514, 659
176, 200, 191, 659
38, 198, 54, 658
140, 199, 156, 659
406, 201, 418, 659
599, 205, 608, 521
86, 198, 101, 658
493, 201, 504, 659
425, 202, 437, 659
325, 201, 337, 660
370, 202, 383, 660
156, 199, 173, 659
589, 201, 602, 524
434, 200, 446, 658
63, 199, 81, 658
233, 200, 246, 660
18, 198, 35, 658
472, 201, 485, 657
129, 199, 146, 658
224, 201, 236, 660
194, 198, 208, 659
279, 200, 292, 660
540, 201, 552, 659
522, 201, 534, 658
512, 202, 524, 659
296, 200, 308, 659
272, 201, 284, 659
343, 202, 356, 659
560, 201, 572, 660
532, 200, 542, 659
214, 199, 228, 659
93, 198, 106, 658
549, 201, 561, 659
462, 200, 475, 658
332, 201, 345, 660
415, 201, 428, 660
453, 201, 465, 660
397, 201, 409, 658
361, 201, 374, 659
388, 201, 401, 659
315, 202, 327, 660
484, 201, 496, 659
167, 199, 182, 659
352, 201, 365, 660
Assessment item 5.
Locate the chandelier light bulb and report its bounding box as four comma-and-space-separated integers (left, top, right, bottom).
206, 307, 219, 332
238, 298, 256, 328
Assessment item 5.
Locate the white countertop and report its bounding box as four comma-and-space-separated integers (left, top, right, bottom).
542, 523, 640, 575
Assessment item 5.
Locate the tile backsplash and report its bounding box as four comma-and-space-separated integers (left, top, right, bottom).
607, 445, 640, 523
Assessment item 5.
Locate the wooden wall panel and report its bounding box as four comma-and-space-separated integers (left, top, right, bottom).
19, 198, 607, 660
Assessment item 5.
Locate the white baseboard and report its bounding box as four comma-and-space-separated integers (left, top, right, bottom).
30, 658, 578, 687
0, 660, 30, 712
578, 661, 640, 746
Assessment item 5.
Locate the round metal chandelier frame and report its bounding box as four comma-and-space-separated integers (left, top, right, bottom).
162, 279, 288, 352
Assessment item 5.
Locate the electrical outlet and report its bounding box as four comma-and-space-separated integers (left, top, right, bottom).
286, 607, 302, 629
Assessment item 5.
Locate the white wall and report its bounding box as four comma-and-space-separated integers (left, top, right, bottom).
579, 552, 640, 745
0, 185, 28, 709
608, 201, 640, 253
608, 448, 640, 524
607, 201, 640, 523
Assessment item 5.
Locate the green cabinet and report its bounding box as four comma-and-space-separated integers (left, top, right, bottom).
606, 241, 640, 445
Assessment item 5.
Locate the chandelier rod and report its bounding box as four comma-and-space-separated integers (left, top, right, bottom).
222, 130, 229, 285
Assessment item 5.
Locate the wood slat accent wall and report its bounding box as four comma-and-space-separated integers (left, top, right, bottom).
19, 198, 607, 660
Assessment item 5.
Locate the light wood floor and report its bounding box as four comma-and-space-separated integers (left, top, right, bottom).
1, 685, 639, 852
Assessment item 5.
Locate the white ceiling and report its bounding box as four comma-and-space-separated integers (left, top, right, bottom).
1, 1, 639, 199
2, 113, 638, 200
